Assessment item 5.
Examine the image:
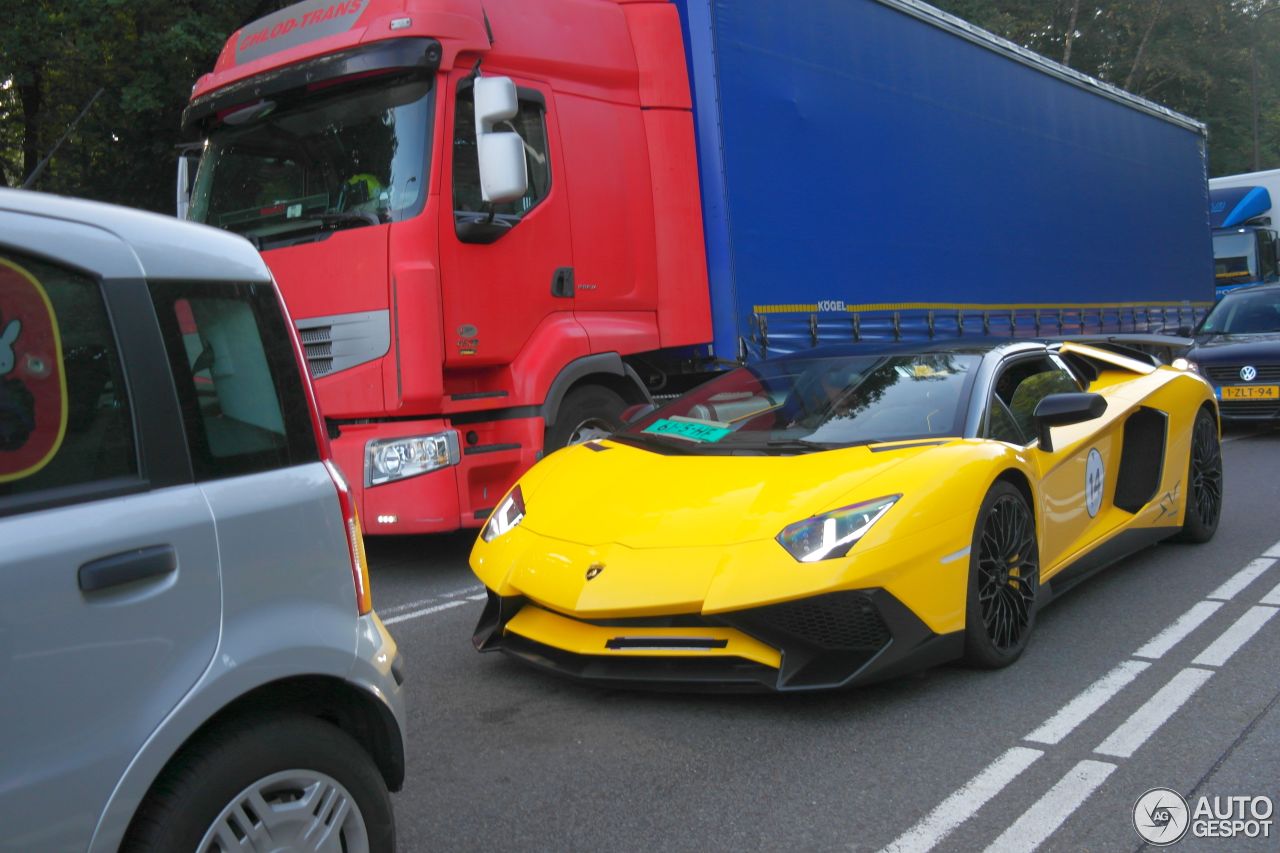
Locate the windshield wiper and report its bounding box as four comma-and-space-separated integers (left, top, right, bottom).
313, 210, 384, 227
761, 438, 834, 453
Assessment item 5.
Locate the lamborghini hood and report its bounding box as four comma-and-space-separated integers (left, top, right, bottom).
515, 439, 944, 548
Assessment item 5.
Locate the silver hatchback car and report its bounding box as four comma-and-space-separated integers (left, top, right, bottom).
0, 190, 405, 852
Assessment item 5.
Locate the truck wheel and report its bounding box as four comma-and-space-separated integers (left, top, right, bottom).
1173, 408, 1222, 543
962, 481, 1039, 669
122, 714, 393, 853
546, 385, 627, 450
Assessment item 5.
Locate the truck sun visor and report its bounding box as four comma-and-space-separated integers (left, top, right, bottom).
182, 37, 442, 134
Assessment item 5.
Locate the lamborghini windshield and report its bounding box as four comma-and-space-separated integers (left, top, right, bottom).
620, 353, 980, 455
188, 77, 433, 249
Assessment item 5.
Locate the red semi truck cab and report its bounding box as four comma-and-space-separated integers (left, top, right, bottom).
183, 0, 711, 533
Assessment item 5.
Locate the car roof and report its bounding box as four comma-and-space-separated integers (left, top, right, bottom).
1221, 281, 1280, 297
0, 189, 271, 284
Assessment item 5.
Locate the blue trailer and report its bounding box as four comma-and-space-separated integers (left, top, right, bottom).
673, 0, 1215, 359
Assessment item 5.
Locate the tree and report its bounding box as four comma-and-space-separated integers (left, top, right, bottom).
0, 1, 290, 210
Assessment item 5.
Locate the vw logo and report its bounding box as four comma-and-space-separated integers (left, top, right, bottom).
1240, 365, 1258, 382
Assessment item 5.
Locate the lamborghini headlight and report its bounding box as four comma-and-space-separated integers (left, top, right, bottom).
776, 495, 900, 563
481, 485, 526, 543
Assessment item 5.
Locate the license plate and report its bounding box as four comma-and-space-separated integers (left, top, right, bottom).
1222, 385, 1279, 400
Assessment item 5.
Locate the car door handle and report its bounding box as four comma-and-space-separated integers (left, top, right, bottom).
551, 266, 574, 298
78, 545, 177, 592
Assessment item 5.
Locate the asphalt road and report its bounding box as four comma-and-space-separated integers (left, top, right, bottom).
368, 425, 1280, 853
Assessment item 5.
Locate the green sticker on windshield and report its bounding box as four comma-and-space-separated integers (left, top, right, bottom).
643, 416, 732, 443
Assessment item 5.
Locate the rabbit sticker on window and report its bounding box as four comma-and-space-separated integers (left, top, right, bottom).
0, 317, 21, 375
1, 256, 69, 482
0, 313, 35, 454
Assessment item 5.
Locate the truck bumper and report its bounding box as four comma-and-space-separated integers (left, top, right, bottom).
331, 416, 543, 535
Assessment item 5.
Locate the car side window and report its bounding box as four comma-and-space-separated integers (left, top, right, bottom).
0, 250, 136, 505
452, 82, 551, 220
149, 281, 318, 481
988, 356, 1080, 445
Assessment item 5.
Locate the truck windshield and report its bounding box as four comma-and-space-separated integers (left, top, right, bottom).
617, 353, 979, 455
1213, 231, 1259, 284
188, 77, 433, 249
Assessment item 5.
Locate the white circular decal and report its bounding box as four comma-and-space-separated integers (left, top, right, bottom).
1241, 365, 1257, 382
1133, 788, 1190, 846
1085, 448, 1105, 518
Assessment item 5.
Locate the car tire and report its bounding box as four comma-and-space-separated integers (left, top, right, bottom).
121, 714, 393, 853
545, 384, 627, 451
962, 480, 1040, 669
1173, 408, 1223, 544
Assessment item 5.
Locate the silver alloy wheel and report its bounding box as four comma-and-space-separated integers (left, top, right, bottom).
197, 769, 370, 853
567, 417, 614, 445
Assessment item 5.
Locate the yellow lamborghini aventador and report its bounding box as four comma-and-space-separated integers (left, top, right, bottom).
470, 340, 1222, 691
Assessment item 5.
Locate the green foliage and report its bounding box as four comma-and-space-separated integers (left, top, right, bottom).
0, 0, 291, 209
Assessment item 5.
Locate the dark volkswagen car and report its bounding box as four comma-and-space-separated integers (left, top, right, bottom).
1185, 283, 1280, 422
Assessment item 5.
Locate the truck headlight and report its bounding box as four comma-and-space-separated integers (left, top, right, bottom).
365, 431, 460, 487
481, 485, 525, 543
776, 495, 900, 562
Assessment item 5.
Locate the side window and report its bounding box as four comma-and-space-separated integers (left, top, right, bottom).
988, 356, 1080, 445
452, 82, 551, 221
0, 251, 136, 504
149, 281, 319, 481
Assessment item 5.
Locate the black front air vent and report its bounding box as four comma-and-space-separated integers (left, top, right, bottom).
728, 592, 891, 651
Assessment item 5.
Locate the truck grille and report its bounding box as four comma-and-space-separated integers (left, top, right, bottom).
298, 325, 335, 377
1205, 364, 1280, 383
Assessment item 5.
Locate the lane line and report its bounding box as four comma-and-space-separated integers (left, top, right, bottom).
467, 593, 489, 601
383, 599, 468, 625
1191, 605, 1279, 667
380, 584, 484, 615
1024, 660, 1150, 745
1094, 667, 1213, 758
1260, 579, 1280, 607
1265, 537, 1280, 559
1133, 600, 1224, 660
878, 747, 1043, 853
1207, 558, 1277, 601
982, 760, 1117, 853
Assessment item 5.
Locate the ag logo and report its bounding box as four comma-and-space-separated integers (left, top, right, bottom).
1133, 787, 1190, 846
1240, 365, 1257, 382
1085, 448, 1105, 517
0, 257, 66, 483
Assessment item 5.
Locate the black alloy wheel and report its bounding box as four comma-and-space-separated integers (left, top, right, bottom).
964, 481, 1039, 668
1175, 408, 1222, 543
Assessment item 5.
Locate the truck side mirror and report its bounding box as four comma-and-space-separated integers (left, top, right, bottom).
175, 149, 200, 219
473, 77, 528, 205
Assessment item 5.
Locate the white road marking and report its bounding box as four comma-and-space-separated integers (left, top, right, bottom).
1207, 558, 1277, 601
467, 593, 488, 601
982, 760, 1117, 853
1191, 605, 1279, 667
1024, 660, 1150, 745
878, 747, 1043, 853
1265, 537, 1280, 559
1133, 600, 1224, 659
1094, 667, 1213, 758
383, 599, 468, 625
380, 584, 484, 615
1260, 579, 1280, 607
